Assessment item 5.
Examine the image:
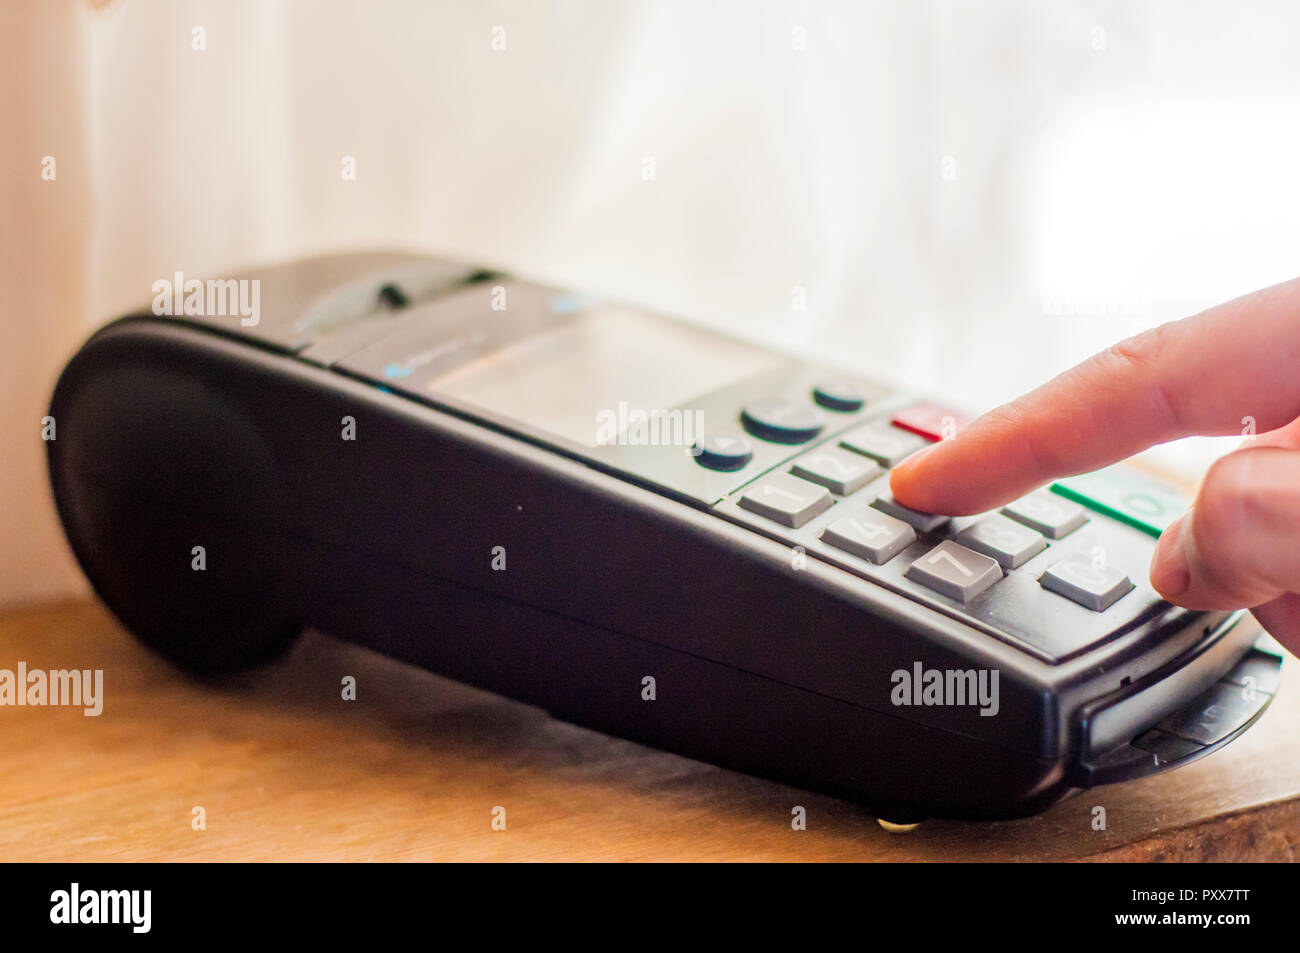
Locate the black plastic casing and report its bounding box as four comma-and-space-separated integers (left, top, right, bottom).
46, 253, 1280, 822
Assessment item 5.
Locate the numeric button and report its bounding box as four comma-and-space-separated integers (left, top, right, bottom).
1039, 553, 1134, 611
737, 473, 833, 528
839, 422, 927, 467
870, 493, 950, 533
956, 514, 1048, 569
791, 446, 881, 495
905, 541, 1002, 602
821, 509, 916, 564
1001, 490, 1088, 539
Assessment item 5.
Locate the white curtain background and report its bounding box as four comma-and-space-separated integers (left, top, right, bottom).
4, 0, 1300, 607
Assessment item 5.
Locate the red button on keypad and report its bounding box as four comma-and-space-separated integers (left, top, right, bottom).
890, 403, 970, 441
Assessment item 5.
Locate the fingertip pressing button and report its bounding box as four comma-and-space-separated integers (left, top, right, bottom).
870, 492, 950, 533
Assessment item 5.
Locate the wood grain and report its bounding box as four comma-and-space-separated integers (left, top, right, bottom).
0, 599, 1295, 861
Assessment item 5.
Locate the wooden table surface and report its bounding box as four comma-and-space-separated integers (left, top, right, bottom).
2, 598, 1296, 861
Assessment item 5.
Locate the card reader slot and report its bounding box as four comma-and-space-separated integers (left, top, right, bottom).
1070, 622, 1282, 787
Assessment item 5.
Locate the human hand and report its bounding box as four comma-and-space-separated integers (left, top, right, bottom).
890, 277, 1300, 653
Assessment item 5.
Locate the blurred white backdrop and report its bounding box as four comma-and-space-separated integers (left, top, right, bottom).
4, 0, 1300, 605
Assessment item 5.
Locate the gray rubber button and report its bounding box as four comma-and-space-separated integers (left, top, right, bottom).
839, 421, 928, 467
871, 493, 950, 533
905, 541, 1002, 602
791, 446, 881, 495
1038, 553, 1134, 611
821, 509, 916, 565
956, 514, 1048, 569
737, 473, 833, 528
1001, 490, 1088, 539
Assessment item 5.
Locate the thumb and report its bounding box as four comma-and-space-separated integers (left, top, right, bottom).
1149, 446, 1300, 611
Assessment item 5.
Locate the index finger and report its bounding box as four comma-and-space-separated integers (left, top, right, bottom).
890, 276, 1300, 515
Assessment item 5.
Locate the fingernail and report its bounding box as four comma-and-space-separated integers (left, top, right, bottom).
1149, 513, 1191, 599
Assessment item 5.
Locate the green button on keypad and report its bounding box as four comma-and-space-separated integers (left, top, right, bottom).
1050, 468, 1188, 537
